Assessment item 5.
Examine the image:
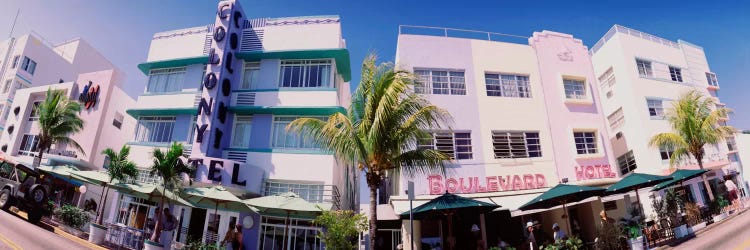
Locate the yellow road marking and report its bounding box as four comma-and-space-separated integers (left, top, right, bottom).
735, 237, 750, 250
0, 232, 21, 250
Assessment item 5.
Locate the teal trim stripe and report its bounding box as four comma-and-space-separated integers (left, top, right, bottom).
228, 106, 346, 116
233, 88, 338, 93
137, 56, 209, 75
15, 74, 32, 84
236, 48, 352, 82
126, 107, 198, 118
224, 147, 333, 155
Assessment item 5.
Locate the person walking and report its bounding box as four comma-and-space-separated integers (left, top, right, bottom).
725, 176, 740, 211
159, 208, 177, 249
231, 224, 243, 250
221, 223, 237, 250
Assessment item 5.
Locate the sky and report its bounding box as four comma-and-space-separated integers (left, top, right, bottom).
1, 0, 749, 130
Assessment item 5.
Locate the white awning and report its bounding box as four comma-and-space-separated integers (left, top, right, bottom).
376, 204, 400, 221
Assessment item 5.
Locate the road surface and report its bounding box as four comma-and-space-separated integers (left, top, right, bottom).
0, 210, 90, 250
669, 210, 750, 250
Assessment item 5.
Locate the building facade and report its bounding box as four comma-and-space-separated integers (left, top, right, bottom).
378, 27, 619, 249
115, 1, 356, 249
590, 25, 742, 213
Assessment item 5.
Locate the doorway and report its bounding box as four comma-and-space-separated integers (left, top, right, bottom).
188, 208, 207, 243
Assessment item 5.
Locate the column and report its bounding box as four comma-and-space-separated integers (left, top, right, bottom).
401, 219, 421, 250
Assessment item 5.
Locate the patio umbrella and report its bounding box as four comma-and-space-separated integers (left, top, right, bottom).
110, 182, 194, 207
182, 185, 256, 243
519, 184, 606, 235
652, 169, 709, 191
398, 191, 499, 250
37, 165, 83, 186
244, 192, 329, 250
606, 173, 673, 243
70, 170, 111, 186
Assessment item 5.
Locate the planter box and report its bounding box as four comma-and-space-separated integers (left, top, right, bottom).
628, 236, 644, 250
713, 212, 729, 223
144, 239, 164, 250
673, 224, 689, 239
88, 223, 107, 244
689, 222, 707, 234
60, 224, 84, 238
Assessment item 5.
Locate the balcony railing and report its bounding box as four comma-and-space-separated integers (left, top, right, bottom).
263, 180, 341, 209
398, 25, 528, 44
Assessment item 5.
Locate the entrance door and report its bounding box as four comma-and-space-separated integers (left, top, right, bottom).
188, 208, 207, 243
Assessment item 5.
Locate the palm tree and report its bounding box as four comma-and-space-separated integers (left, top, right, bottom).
649, 90, 734, 201
33, 88, 85, 168
149, 142, 190, 241
96, 145, 139, 225
287, 54, 452, 249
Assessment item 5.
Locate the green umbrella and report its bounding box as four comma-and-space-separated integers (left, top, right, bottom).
70, 170, 111, 186
110, 182, 194, 207
520, 184, 605, 235
398, 192, 499, 250
652, 169, 709, 191
182, 186, 254, 212
606, 173, 673, 245
245, 192, 330, 250
37, 165, 79, 178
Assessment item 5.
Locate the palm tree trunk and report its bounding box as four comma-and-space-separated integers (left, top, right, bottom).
33, 149, 44, 168
698, 159, 716, 202
368, 184, 378, 250
97, 185, 110, 225
151, 187, 166, 242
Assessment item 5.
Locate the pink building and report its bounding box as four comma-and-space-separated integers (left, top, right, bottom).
376, 27, 618, 249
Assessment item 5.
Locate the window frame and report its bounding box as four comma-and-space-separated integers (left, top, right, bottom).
484, 73, 531, 98
134, 116, 176, 143
607, 108, 625, 131
668, 66, 683, 82
240, 62, 261, 90
146, 67, 187, 94
562, 78, 588, 100
491, 131, 542, 159
647, 99, 665, 119
28, 101, 41, 121
636, 59, 653, 77
418, 131, 473, 160
230, 115, 253, 148
18, 134, 40, 156
617, 150, 637, 175
278, 59, 334, 88
706, 72, 719, 87
414, 69, 467, 96
573, 130, 599, 155
11, 55, 19, 69
271, 116, 326, 150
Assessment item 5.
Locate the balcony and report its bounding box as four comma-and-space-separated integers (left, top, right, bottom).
127, 92, 200, 118
230, 89, 339, 107
263, 179, 341, 209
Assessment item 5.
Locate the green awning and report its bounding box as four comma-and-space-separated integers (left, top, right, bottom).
37, 165, 80, 178
229, 106, 346, 116
126, 107, 198, 118
70, 171, 111, 186
399, 192, 499, 220
652, 169, 709, 191
111, 182, 193, 207
137, 56, 209, 75
236, 49, 352, 82
606, 173, 673, 194
244, 192, 329, 219
519, 184, 605, 211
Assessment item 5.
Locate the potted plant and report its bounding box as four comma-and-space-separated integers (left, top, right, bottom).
89, 145, 139, 244
54, 204, 91, 237
145, 142, 190, 250
662, 189, 689, 238
619, 208, 644, 250
712, 196, 730, 222
685, 202, 705, 233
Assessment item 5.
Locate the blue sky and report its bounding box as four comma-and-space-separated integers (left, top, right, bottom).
1, 0, 749, 128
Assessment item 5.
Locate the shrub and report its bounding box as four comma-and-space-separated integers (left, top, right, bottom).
53, 205, 90, 230
313, 209, 368, 250
684, 202, 702, 226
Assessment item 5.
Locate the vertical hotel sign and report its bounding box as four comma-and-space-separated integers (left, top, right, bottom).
190, 0, 247, 186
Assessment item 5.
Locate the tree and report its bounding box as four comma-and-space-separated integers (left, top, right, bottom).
33, 88, 85, 168
95, 145, 139, 225
287, 54, 452, 249
149, 142, 190, 241
649, 90, 734, 201
313, 209, 368, 250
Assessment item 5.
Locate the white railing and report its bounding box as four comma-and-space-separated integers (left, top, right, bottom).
591, 25, 680, 55
398, 25, 528, 44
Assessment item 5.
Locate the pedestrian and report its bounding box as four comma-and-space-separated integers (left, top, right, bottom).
232, 224, 243, 250
552, 223, 567, 241
221, 223, 236, 250
725, 176, 740, 211
526, 221, 543, 250
159, 207, 177, 249
471, 224, 485, 250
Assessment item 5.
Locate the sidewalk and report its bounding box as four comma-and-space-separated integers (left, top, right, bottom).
10, 208, 108, 250
654, 207, 749, 250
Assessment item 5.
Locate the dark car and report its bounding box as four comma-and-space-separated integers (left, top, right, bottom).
0, 159, 51, 224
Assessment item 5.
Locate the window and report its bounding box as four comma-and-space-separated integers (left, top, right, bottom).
231, 116, 252, 148
727, 137, 737, 151
136, 169, 162, 184
279, 59, 332, 88
20, 57, 37, 75
134, 116, 175, 143
647, 99, 664, 119
115, 195, 157, 230
669, 66, 683, 82
417, 132, 472, 160
259, 216, 322, 250
636, 59, 653, 77
2, 80, 10, 94
113, 112, 124, 129
608, 108, 625, 130
11, 56, 19, 69
563, 79, 586, 99
146, 67, 186, 93
598, 67, 616, 88
659, 146, 674, 161
241, 62, 260, 89
485, 74, 531, 98
18, 134, 39, 156
491, 131, 542, 159
187, 116, 197, 144
28, 101, 40, 121
617, 150, 637, 175
415, 69, 466, 95
574, 131, 598, 154
272, 116, 325, 149
706, 72, 718, 87
264, 180, 325, 203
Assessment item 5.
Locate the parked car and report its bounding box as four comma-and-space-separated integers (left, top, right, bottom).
0, 158, 51, 224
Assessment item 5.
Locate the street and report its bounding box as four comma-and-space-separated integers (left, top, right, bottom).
669, 210, 750, 250
0, 210, 90, 250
